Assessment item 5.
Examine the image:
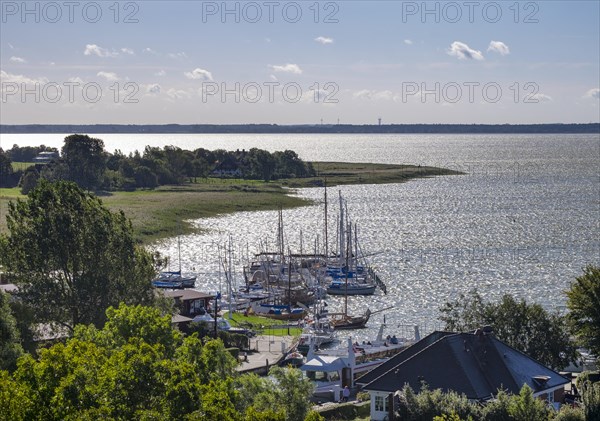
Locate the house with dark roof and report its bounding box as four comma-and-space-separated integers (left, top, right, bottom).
211, 156, 242, 178
360, 330, 570, 421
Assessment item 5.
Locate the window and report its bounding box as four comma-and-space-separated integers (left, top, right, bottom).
375, 395, 388, 412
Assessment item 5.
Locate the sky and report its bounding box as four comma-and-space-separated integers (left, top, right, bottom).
1, 0, 599, 125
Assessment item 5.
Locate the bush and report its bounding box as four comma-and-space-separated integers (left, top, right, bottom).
553, 404, 585, 421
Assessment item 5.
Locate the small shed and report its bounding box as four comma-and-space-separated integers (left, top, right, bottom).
163, 289, 215, 317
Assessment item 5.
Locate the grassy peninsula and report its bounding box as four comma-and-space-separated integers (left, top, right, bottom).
0, 162, 459, 244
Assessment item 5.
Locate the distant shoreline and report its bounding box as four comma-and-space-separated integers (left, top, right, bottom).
1, 123, 598, 135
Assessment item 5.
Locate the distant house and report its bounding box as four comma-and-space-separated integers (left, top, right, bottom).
33, 151, 59, 164
359, 330, 570, 421
211, 156, 242, 178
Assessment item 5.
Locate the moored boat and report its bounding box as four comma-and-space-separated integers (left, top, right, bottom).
300, 324, 415, 401
250, 302, 307, 320
329, 309, 371, 330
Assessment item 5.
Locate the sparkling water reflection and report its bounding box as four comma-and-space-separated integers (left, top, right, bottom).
144, 133, 599, 341
5, 133, 596, 341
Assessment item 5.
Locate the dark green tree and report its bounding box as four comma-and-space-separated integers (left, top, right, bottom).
2, 180, 157, 331
62, 134, 106, 190
133, 165, 158, 188
566, 265, 600, 357
0, 148, 13, 179
0, 304, 294, 420
0, 290, 24, 371
18, 168, 39, 195
439, 291, 577, 369
248, 148, 276, 181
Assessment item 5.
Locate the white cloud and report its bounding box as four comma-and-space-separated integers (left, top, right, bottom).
146, 84, 161, 94
8, 43, 15, 50
531, 93, 553, 102
84, 44, 118, 58
168, 52, 188, 59
584, 88, 600, 99
265, 37, 272, 43
404, 39, 413, 45
0, 70, 48, 85
97, 71, 119, 82
447, 41, 484, 61
487, 41, 510, 56
315, 36, 334, 45
10, 56, 26, 63
353, 89, 394, 101
184, 67, 213, 81
167, 88, 192, 99
68, 76, 84, 84
143, 47, 158, 55
120, 48, 135, 55
269, 74, 278, 82
270, 63, 303, 74
155, 70, 166, 77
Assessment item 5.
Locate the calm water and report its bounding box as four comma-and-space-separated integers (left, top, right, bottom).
3, 133, 599, 340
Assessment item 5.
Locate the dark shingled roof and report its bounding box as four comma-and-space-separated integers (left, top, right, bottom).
357, 331, 455, 386
362, 331, 569, 401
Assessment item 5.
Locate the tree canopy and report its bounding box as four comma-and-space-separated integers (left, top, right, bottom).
0, 290, 23, 372
62, 134, 106, 190
1, 180, 158, 331
0, 303, 315, 421
6, 137, 316, 192
439, 291, 577, 369
566, 265, 600, 357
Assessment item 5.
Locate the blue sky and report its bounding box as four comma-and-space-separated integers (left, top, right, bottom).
1, 1, 599, 124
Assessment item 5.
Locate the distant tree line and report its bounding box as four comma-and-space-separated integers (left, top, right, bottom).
1, 123, 599, 134
0, 135, 316, 192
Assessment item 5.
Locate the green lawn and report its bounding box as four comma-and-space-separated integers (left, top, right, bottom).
223, 311, 302, 337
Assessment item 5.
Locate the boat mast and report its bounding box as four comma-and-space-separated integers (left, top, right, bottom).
339, 191, 345, 267
354, 223, 359, 272
278, 207, 284, 263
324, 179, 328, 258
344, 222, 350, 317
228, 235, 233, 319
178, 234, 182, 273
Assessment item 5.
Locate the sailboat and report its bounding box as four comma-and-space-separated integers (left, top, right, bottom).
324, 192, 378, 296
327, 209, 372, 330
152, 235, 196, 288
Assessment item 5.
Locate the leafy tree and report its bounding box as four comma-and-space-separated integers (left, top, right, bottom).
18, 168, 39, 195
0, 303, 314, 420
439, 291, 577, 369
580, 380, 600, 421
0, 148, 13, 178
0, 370, 33, 420
248, 148, 277, 181
134, 165, 159, 188
0, 290, 23, 371
2, 180, 157, 331
62, 134, 106, 190
268, 366, 315, 421
566, 265, 600, 357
